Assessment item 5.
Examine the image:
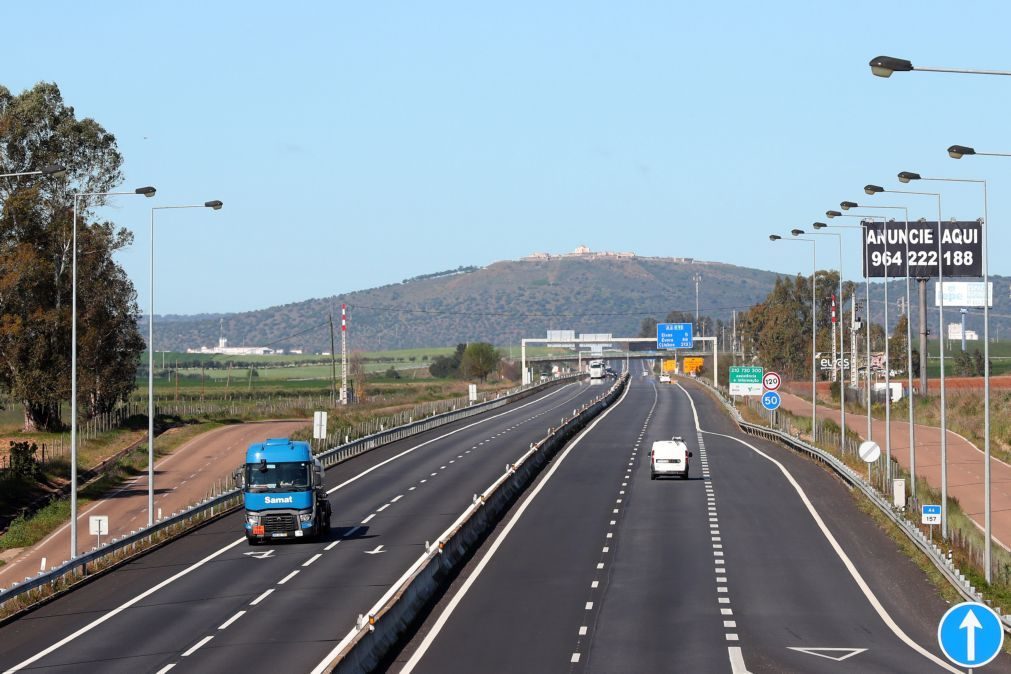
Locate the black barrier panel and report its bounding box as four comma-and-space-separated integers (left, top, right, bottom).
861, 220, 982, 278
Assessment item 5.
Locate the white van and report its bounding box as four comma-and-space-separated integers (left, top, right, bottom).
650, 437, 692, 480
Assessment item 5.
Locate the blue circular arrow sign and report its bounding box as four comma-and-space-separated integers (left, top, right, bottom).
761, 391, 781, 411
938, 601, 1004, 667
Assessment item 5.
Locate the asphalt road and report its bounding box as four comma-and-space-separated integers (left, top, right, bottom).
0, 420, 310, 587
396, 373, 1011, 673
0, 379, 607, 674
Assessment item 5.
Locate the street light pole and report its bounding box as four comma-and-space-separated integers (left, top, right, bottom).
825, 213, 880, 445
901, 168, 993, 580
0, 164, 66, 180
860, 187, 948, 538
771, 233, 817, 439
809, 225, 846, 456
147, 201, 223, 526
70, 186, 156, 559
869, 56, 1011, 78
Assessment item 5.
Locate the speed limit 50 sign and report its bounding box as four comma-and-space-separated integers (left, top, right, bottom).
762, 371, 781, 391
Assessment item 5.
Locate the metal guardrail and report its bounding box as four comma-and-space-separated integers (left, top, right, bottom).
693, 378, 1011, 631
0, 375, 581, 616
316, 374, 629, 673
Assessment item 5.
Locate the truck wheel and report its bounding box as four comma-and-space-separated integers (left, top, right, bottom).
247, 536, 260, 546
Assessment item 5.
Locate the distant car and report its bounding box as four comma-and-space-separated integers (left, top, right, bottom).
651, 437, 692, 480
659, 374, 671, 383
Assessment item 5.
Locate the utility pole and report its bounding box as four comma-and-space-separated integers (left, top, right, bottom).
732, 310, 737, 363
340, 304, 348, 404
918, 278, 928, 395
693, 272, 703, 337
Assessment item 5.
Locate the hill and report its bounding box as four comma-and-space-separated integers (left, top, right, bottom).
151, 255, 783, 353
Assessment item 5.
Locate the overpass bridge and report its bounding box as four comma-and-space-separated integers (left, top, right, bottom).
520, 336, 719, 385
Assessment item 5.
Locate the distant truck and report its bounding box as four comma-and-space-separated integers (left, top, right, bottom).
588, 360, 605, 379
242, 438, 331, 545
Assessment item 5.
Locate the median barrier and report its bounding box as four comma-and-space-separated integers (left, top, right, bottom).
318, 374, 629, 673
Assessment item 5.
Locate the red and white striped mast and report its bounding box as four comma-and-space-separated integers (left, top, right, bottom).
340, 304, 349, 404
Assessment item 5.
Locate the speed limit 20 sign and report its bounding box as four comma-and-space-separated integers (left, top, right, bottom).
762, 371, 781, 391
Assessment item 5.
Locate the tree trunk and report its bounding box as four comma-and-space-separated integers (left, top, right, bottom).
22, 400, 62, 433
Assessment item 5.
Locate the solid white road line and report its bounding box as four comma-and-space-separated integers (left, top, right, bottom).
676, 382, 963, 674
3, 536, 245, 673
398, 379, 633, 673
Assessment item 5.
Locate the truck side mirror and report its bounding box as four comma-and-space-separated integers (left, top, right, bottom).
689, 451, 693, 458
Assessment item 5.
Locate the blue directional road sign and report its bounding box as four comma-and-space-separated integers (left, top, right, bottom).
657, 323, 694, 350
938, 601, 1004, 668
761, 391, 781, 411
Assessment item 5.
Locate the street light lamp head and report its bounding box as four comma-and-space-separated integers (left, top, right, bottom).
840, 201, 858, 210
826, 210, 842, 218
769, 234, 782, 241
135, 186, 157, 198
864, 184, 884, 195
41, 164, 67, 178
948, 144, 975, 159
812, 222, 828, 229
790, 229, 805, 236
204, 200, 224, 210
869, 55, 914, 78
897, 171, 921, 183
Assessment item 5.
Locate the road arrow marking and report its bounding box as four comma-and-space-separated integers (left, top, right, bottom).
364, 545, 385, 555
959, 609, 982, 661
243, 550, 275, 559
787, 647, 867, 662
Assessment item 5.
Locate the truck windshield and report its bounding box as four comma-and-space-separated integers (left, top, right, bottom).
245, 461, 311, 492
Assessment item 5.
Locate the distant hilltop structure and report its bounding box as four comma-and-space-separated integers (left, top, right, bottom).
521, 245, 694, 263
186, 319, 283, 355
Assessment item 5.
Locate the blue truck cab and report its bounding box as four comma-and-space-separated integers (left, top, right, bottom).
242, 438, 331, 545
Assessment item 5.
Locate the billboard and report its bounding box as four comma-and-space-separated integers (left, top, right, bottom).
934, 281, 993, 308
861, 220, 982, 278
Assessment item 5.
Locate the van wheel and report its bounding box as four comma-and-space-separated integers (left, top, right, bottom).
650, 473, 656, 480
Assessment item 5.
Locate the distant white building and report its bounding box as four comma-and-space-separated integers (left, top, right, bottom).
186, 336, 277, 356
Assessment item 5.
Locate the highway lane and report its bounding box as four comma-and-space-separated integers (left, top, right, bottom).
0, 379, 607, 674
0, 420, 310, 588
398, 376, 1005, 673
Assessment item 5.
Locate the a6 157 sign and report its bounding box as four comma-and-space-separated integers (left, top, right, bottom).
862, 220, 981, 278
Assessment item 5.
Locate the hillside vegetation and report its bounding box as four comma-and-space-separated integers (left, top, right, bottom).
152, 257, 783, 352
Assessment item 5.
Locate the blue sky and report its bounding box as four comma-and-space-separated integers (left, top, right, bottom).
5, 1, 1011, 314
